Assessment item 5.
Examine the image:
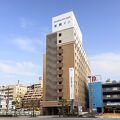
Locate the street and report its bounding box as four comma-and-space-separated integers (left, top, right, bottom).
0, 116, 120, 120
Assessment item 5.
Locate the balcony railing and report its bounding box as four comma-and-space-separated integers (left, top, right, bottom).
57, 49, 63, 54
57, 70, 63, 75
103, 89, 120, 93
57, 78, 63, 82
57, 56, 63, 61
57, 63, 63, 68
103, 95, 120, 100
57, 92, 63, 97
57, 85, 63, 89
103, 103, 120, 107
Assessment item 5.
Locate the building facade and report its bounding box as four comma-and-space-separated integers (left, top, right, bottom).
102, 81, 120, 113
88, 82, 103, 113
0, 83, 27, 105
0, 92, 13, 112
22, 80, 43, 111
43, 11, 91, 115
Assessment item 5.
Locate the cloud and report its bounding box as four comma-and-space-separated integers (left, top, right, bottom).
14, 37, 36, 52
0, 60, 37, 76
90, 53, 120, 81
13, 36, 46, 54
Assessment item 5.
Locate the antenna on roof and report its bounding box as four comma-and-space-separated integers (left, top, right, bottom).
18, 80, 20, 85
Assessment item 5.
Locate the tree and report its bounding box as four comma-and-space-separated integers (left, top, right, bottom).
59, 98, 67, 116
30, 99, 37, 117
12, 99, 21, 116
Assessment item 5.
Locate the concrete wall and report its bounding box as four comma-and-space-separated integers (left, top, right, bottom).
46, 33, 57, 101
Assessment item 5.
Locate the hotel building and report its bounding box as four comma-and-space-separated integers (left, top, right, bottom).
42, 11, 91, 115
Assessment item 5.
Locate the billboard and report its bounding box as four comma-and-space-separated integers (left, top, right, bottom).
69, 68, 74, 100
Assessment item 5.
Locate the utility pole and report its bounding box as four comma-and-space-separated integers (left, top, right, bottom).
6, 86, 9, 115
88, 76, 93, 114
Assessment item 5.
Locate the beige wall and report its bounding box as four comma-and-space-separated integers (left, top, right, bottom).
43, 54, 46, 101
61, 43, 74, 100
0, 85, 27, 102
57, 28, 74, 45
46, 33, 57, 101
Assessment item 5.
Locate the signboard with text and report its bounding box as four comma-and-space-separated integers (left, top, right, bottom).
69, 68, 74, 100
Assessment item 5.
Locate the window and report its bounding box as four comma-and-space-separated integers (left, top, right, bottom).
54, 24, 57, 27
59, 33, 62, 37
93, 104, 96, 106
59, 82, 62, 84
59, 40, 62, 43
59, 60, 61, 63
59, 89, 62, 92
59, 46, 61, 49
74, 32, 76, 36
59, 97, 62, 100
59, 67, 62, 70
59, 53, 61, 56
59, 74, 62, 77
59, 23, 62, 26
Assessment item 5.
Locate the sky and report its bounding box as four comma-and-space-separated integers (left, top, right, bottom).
0, 0, 120, 85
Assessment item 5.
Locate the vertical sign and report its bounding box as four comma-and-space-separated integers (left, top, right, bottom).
69, 68, 74, 100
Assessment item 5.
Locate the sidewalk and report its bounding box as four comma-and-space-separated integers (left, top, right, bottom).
100, 113, 120, 118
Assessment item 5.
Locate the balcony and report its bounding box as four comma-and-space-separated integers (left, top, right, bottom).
57, 63, 63, 68
103, 89, 120, 94
103, 95, 120, 103
57, 49, 63, 54
57, 78, 63, 82
57, 56, 63, 61
47, 45, 57, 50
103, 103, 120, 107
57, 70, 63, 75
57, 85, 63, 89
102, 83, 120, 88
57, 92, 63, 97
103, 95, 120, 100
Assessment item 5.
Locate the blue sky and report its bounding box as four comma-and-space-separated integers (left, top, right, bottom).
0, 0, 120, 85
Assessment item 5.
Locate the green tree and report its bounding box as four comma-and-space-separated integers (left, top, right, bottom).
30, 99, 37, 117
59, 98, 67, 116
12, 99, 21, 116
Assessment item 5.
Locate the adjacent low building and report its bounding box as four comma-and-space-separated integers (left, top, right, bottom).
0, 92, 13, 112
22, 80, 43, 111
0, 82, 27, 109
102, 81, 120, 113
88, 80, 120, 113
0, 83, 27, 102
88, 81, 103, 113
